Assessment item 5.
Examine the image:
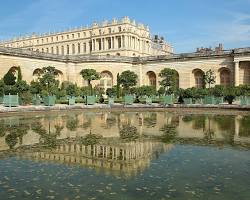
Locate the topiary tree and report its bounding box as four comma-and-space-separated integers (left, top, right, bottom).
17, 66, 22, 82
80, 69, 100, 95
3, 70, 16, 86
30, 81, 42, 95
136, 86, 156, 97
159, 68, 178, 95
204, 69, 216, 89
65, 83, 79, 97
106, 87, 116, 98
119, 70, 138, 94
38, 66, 60, 95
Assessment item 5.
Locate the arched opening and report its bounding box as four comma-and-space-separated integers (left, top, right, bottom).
55, 70, 64, 84
219, 68, 231, 86
116, 53, 121, 56
146, 71, 156, 88
99, 71, 113, 92
33, 68, 42, 81
240, 61, 250, 84
193, 69, 205, 88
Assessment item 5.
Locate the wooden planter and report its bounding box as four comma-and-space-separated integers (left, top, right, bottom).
86, 96, 96, 105
124, 95, 134, 105
32, 95, 41, 105
204, 96, 215, 105
146, 97, 152, 105
43, 96, 56, 106
3, 94, 19, 107
108, 97, 114, 105
68, 96, 76, 105
183, 98, 192, 104
162, 95, 173, 105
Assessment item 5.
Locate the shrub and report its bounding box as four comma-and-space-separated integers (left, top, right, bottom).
119, 125, 139, 141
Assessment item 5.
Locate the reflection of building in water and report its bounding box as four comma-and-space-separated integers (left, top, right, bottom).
17, 140, 173, 178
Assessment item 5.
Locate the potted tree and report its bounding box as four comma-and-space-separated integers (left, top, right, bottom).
3, 69, 19, 107
66, 83, 78, 105
119, 70, 138, 105
159, 68, 178, 105
211, 85, 224, 104
30, 81, 42, 105
80, 69, 100, 105
38, 66, 60, 106
183, 88, 193, 104
203, 69, 216, 104
106, 87, 116, 105
224, 86, 236, 104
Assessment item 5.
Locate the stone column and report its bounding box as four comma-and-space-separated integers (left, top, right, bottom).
235, 62, 240, 86
110, 37, 113, 49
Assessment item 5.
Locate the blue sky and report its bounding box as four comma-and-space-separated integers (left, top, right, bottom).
0, 0, 249, 53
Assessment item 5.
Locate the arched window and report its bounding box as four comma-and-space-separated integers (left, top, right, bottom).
100, 71, 113, 91
61, 46, 64, 55
78, 43, 81, 54
67, 45, 69, 55
72, 44, 75, 54
146, 71, 156, 88
193, 69, 205, 88
240, 61, 250, 84
220, 68, 231, 86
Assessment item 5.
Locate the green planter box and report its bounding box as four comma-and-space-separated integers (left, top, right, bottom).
86, 96, 96, 105
184, 98, 192, 104
215, 97, 224, 105
240, 96, 250, 106
43, 96, 56, 106
146, 97, 152, 105
3, 95, 19, 107
162, 95, 173, 105
204, 96, 215, 105
32, 95, 41, 105
108, 97, 114, 105
68, 96, 76, 105
124, 95, 134, 105
194, 98, 203, 104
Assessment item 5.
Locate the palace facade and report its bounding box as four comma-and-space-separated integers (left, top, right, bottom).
0, 17, 173, 57
0, 18, 250, 91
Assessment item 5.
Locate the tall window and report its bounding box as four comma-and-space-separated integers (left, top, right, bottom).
220, 69, 230, 86
72, 44, 75, 54
78, 43, 81, 54
194, 70, 204, 88
83, 43, 86, 53
56, 46, 59, 55
61, 46, 64, 55
67, 45, 69, 55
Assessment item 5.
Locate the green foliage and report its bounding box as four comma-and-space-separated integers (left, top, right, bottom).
224, 86, 236, 104
4, 85, 17, 95
93, 85, 104, 96
160, 124, 177, 143
204, 69, 216, 89
15, 80, 30, 94
80, 69, 100, 95
157, 87, 165, 96
17, 66, 22, 82
38, 66, 60, 95
0, 80, 5, 96
119, 70, 138, 92
116, 73, 121, 98
79, 134, 103, 146
3, 70, 16, 85
66, 116, 79, 131
65, 83, 79, 97
30, 81, 42, 94
211, 85, 225, 97
119, 125, 139, 141
106, 87, 116, 97
235, 85, 250, 96
19, 91, 32, 105
79, 86, 91, 96
159, 68, 178, 95
135, 85, 156, 97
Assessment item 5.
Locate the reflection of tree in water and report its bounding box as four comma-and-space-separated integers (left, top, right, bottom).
120, 125, 139, 141
4, 120, 30, 149
143, 113, 157, 128
203, 116, 215, 142
31, 122, 63, 149
213, 115, 235, 144
159, 124, 177, 143
66, 114, 79, 131
182, 115, 206, 130
239, 116, 250, 137
81, 119, 92, 129
0, 120, 7, 137
105, 115, 117, 129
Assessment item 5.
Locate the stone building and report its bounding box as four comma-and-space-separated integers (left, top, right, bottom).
0, 18, 249, 91
0, 17, 173, 57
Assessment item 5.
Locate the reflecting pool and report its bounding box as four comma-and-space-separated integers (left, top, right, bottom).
0, 111, 250, 200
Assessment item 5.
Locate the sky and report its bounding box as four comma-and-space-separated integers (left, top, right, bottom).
0, 0, 249, 53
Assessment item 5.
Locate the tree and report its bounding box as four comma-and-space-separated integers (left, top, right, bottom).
30, 81, 42, 95
136, 86, 156, 97
159, 68, 178, 95
204, 69, 216, 89
17, 66, 22, 82
65, 83, 79, 97
106, 87, 116, 97
116, 73, 121, 98
3, 70, 16, 85
119, 70, 138, 94
38, 66, 60, 95
80, 69, 100, 95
